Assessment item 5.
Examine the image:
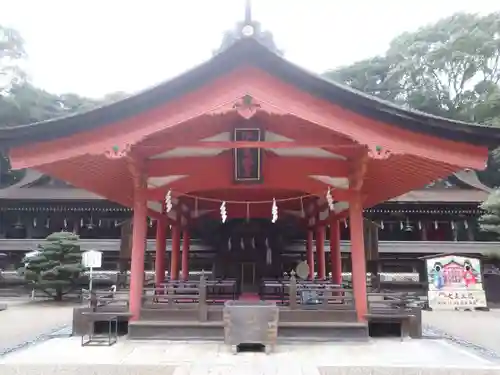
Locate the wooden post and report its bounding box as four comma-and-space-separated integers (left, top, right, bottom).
330, 219, 342, 285
154, 218, 167, 286
198, 271, 207, 321
170, 225, 181, 280
349, 196, 368, 321
167, 285, 175, 308
129, 190, 147, 321
306, 230, 314, 280
181, 229, 190, 280
316, 226, 326, 279
289, 270, 297, 310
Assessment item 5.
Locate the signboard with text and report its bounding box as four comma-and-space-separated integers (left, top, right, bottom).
426, 254, 487, 310
233, 128, 262, 182
82, 250, 103, 269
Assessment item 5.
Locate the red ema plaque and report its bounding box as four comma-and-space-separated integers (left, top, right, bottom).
233, 128, 262, 182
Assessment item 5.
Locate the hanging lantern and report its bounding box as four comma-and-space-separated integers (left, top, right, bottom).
380, 220, 384, 230
326, 187, 334, 211
220, 201, 227, 223
165, 190, 173, 213
33, 218, 37, 228
403, 218, 413, 232
434, 221, 439, 230
271, 198, 278, 223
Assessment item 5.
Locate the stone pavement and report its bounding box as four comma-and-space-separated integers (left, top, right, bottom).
1, 300, 500, 374
0, 298, 75, 354
423, 310, 500, 355
0, 337, 499, 374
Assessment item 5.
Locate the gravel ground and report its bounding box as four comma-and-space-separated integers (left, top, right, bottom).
422, 309, 500, 360
0, 299, 75, 355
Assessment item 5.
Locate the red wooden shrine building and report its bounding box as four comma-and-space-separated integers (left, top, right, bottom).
2, 21, 498, 322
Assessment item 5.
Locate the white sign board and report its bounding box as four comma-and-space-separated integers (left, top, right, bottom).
82, 250, 102, 268
426, 255, 487, 310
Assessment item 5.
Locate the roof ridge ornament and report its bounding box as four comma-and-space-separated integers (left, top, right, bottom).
241, 0, 255, 37
214, 0, 283, 55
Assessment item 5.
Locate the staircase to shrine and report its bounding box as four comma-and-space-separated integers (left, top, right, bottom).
127, 305, 368, 341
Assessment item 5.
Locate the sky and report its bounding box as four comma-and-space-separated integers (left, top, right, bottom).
1, 0, 500, 98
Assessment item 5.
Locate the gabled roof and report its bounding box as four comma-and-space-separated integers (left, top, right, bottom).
1, 37, 500, 148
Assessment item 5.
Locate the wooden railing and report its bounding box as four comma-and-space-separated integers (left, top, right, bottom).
81, 289, 129, 309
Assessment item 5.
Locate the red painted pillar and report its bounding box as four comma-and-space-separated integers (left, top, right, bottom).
316, 226, 326, 280
330, 219, 342, 285
170, 225, 181, 280
306, 230, 315, 280
181, 229, 190, 280
129, 190, 147, 321
349, 197, 368, 321
154, 218, 167, 286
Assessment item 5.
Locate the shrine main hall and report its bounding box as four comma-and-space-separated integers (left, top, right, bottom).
2, 17, 499, 336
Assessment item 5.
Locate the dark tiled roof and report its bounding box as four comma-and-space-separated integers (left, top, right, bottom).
0, 38, 499, 148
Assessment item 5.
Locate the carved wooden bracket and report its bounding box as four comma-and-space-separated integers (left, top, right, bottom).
126, 157, 147, 190
349, 151, 369, 191
210, 95, 286, 119
105, 144, 132, 159
368, 145, 392, 160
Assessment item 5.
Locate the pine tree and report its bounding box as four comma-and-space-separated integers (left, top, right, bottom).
479, 189, 500, 238
19, 231, 85, 301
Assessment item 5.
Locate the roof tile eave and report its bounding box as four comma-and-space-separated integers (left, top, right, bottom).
1, 38, 498, 148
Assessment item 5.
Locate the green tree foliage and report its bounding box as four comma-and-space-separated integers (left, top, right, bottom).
0, 25, 26, 90
19, 232, 85, 301
479, 189, 500, 238
0, 24, 127, 187
324, 12, 500, 186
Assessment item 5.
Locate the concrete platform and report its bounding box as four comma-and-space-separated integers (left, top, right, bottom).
1, 337, 499, 374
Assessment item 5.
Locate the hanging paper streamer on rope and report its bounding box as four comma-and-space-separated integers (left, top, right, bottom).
326, 187, 334, 211
165, 189, 173, 213
220, 201, 227, 223
271, 198, 278, 223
